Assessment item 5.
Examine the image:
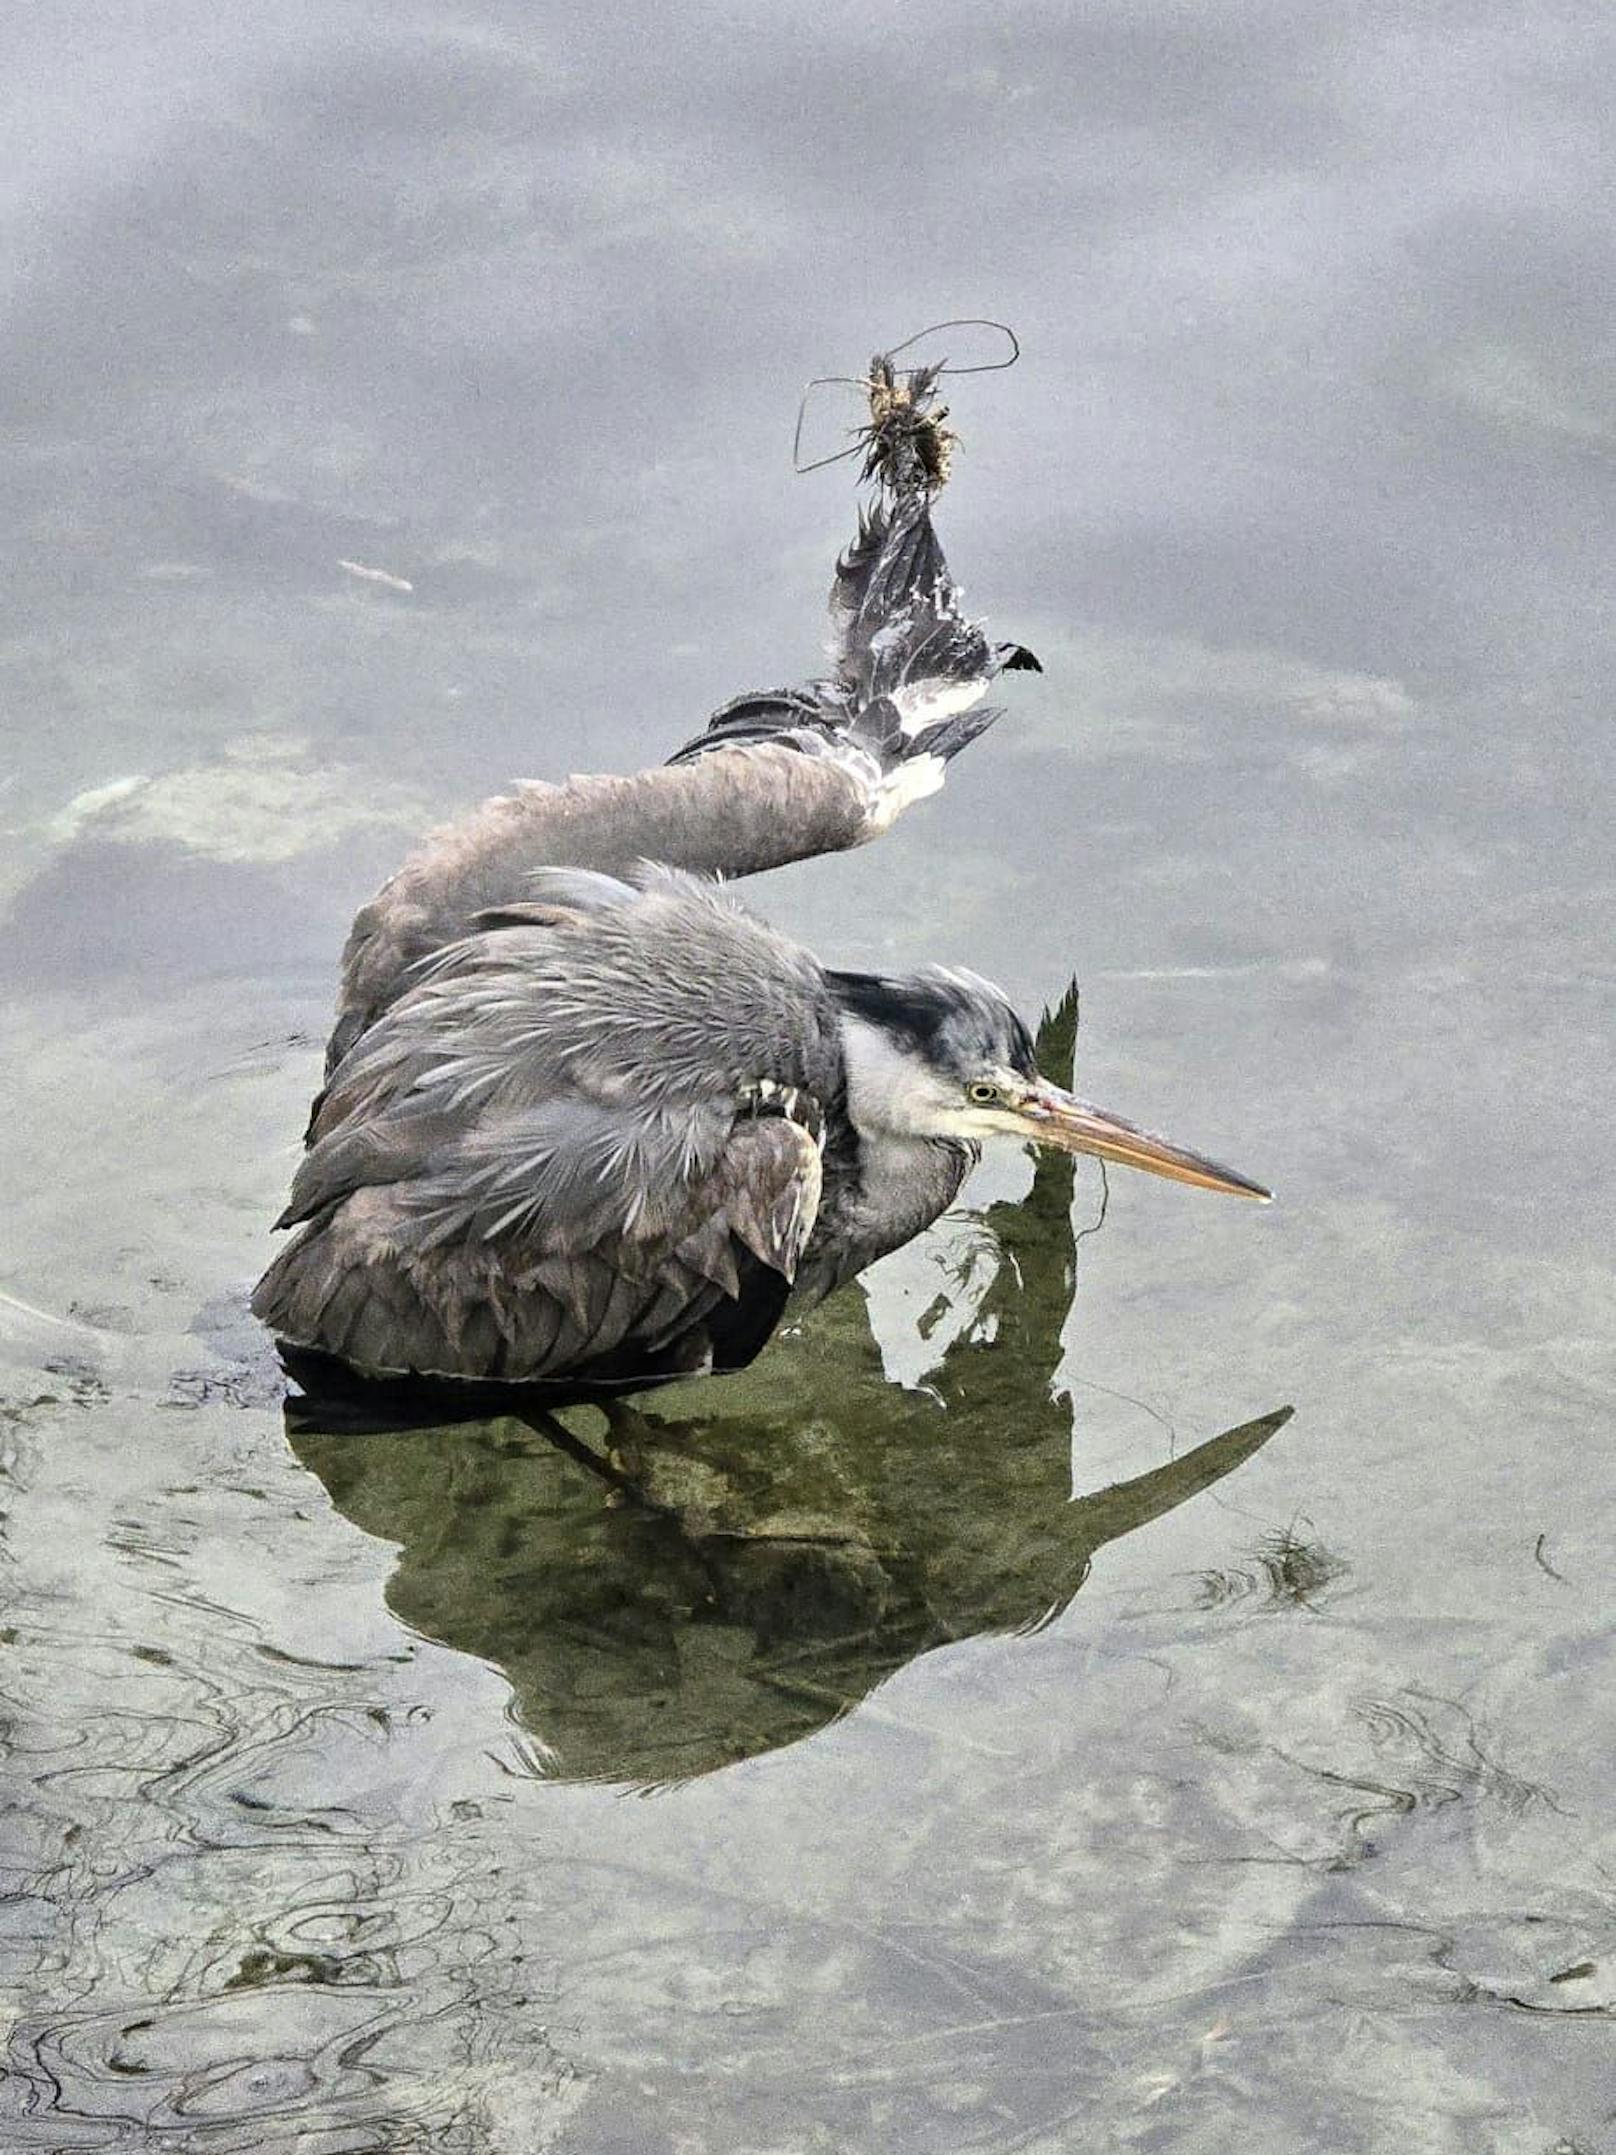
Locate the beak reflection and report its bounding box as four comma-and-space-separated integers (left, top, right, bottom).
1015, 1082, 1272, 1202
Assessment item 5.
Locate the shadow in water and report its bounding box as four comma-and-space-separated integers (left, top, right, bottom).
291, 991, 1292, 1784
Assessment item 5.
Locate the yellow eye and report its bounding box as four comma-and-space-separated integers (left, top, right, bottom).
967, 1082, 1001, 1105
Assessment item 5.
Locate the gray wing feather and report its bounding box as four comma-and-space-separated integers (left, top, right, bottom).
829, 494, 975, 702
671, 491, 1038, 771
256, 874, 835, 1383
323, 752, 867, 1076
254, 1114, 821, 1383
317, 448, 1035, 1074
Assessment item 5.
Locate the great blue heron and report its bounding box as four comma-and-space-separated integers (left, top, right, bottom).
254, 343, 1269, 1404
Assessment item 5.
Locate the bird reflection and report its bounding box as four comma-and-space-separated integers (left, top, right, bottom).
289, 992, 1290, 1786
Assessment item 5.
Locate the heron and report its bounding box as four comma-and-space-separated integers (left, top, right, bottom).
254, 340, 1269, 1407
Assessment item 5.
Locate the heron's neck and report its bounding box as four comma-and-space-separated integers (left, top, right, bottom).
836, 1013, 949, 1141
819, 1012, 977, 1288
852, 1122, 976, 1229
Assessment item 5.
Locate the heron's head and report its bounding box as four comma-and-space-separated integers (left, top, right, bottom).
828, 965, 1270, 1201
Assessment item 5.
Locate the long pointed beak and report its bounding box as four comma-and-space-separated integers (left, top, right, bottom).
1014, 1082, 1272, 1201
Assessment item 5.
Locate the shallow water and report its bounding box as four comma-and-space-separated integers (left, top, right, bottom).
4, 7, 1615, 2149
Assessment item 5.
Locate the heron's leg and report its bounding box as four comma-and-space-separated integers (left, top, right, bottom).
598, 1394, 680, 1477
512, 1406, 672, 1515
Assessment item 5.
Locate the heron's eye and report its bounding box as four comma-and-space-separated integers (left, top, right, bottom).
967, 1081, 1001, 1105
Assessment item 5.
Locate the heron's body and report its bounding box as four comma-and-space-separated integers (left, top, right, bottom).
255, 357, 1267, 1403
256, 868, 988, 1389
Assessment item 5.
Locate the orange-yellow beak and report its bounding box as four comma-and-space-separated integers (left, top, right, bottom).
1012, 1080, 1272, 1201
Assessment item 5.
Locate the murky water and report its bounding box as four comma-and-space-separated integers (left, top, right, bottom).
4, 7, 1614, 2149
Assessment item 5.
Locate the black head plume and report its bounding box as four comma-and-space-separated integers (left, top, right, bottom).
828, 965, 1039, 1081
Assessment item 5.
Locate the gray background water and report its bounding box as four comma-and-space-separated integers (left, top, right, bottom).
3, 4, 1613, 2149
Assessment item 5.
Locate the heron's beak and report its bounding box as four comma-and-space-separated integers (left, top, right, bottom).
1012, 1080, 1272, 1202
